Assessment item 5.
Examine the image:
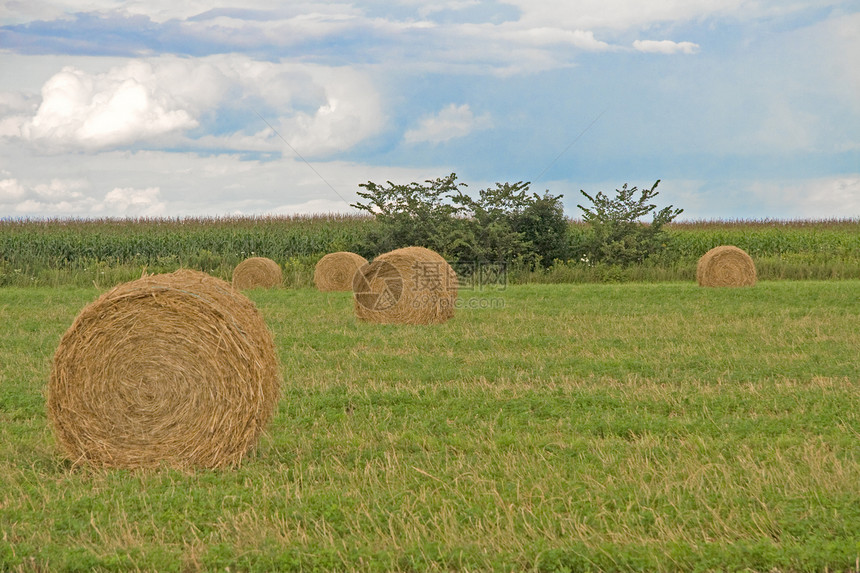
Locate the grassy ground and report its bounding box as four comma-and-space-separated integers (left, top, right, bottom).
1, 281, 859, 571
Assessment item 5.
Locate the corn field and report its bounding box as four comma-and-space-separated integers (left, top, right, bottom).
2, 215, 860, 287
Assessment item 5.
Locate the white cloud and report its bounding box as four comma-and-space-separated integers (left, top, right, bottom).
0, 176, 92, 215
650, 176, 860, 220
97, 187, 167, 216
500, 26, 613, 50
272, 65, 386, 157
0, 175, 167, 216
0, 91, 36, 115
32, 178, 89, 200
0, 1, 327, 25
499, 0, 837, 31
269, 198, 354, 215
0, 178, 27, 201
0, 147, 445, 218
746, 176, 860, 219
417, 1, 481, 18
13, 198, 94, 215
15, 61, 198, 150
633, 39, 699, 54
404, 103, 493, 144
1, 55, 385, 157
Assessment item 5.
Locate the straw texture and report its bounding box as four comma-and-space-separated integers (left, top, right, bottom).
314, 251, 368, 291
232, 257, 282, 290
696, 245, 757, 287
47, 269, 281, 469
353, 246, 457, 324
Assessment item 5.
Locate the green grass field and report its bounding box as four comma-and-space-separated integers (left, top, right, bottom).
1, 281, 858, 571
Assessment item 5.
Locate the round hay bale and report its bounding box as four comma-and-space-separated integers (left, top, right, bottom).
314, 251, 368, 292
47, 269, 281, 469
232, 257, 282, 290
696, 245, 757, 287
353, 246, 457, 325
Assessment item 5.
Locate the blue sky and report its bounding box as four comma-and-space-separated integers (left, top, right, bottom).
0, 1, 858, 219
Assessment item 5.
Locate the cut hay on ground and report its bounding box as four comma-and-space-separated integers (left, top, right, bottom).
314, 251, 368, 291
353, 246, 457, 325
47, 269, 281, 469
232, 257, 282, 290
697, 245, 757, 287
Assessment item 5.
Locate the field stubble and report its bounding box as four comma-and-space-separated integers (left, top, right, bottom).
0, 281, 858, 571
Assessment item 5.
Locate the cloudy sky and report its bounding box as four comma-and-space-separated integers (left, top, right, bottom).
0, 1, 858, 219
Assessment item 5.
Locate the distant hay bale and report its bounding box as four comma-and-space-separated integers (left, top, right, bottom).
696, 245, 757, 287
232, 257, 282, 290
314, 251, 368, 291
353, 246, 457, 325
47, 269, 281, 469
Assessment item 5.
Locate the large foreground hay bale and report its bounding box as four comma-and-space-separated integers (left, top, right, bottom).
47, 269, 281, 469
353, 246, 457, 325
232, 257, 282, 290
696, 245, 757, 287
314, 251, 368, 291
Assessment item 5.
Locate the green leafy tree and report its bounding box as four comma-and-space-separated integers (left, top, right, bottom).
517, 191, 570, 267
351, 174, 463, 256
577, 180, 682, 266
351, 173, 569, 267
449, 181, 535, 265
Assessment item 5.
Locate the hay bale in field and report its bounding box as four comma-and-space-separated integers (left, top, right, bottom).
232, 257, 282, 290
47, 269, 281, 469
353, 246, 457, 325
314, 251, 368, 292
696, 245, 757, 287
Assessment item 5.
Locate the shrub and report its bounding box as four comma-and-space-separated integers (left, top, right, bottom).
577, 180, 682, 266
516, 191, 570, 267
351, 173, 568, 268
351, 174, 462, 257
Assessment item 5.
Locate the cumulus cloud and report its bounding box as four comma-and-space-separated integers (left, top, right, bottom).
0, 178, 27, 201
0, 55, 385, 157
31, 178, 89, 200
0, 177, 95, 215
97, 187, 167, 216
271, 65, 386, 157
404, 103, 493, 144
510, 27, 612, 50
0, 174, 167, 216
633, 39, 699, 54
12, 61, 198, 150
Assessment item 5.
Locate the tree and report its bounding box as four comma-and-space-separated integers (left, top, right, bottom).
577, 180, 682, 266
516, 191, 570, 267
449, 180, 535, 265
351, 173, 569, 267
351, 174, 463, 256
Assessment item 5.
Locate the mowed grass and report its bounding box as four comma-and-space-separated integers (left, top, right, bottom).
1, 281, 859, 572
